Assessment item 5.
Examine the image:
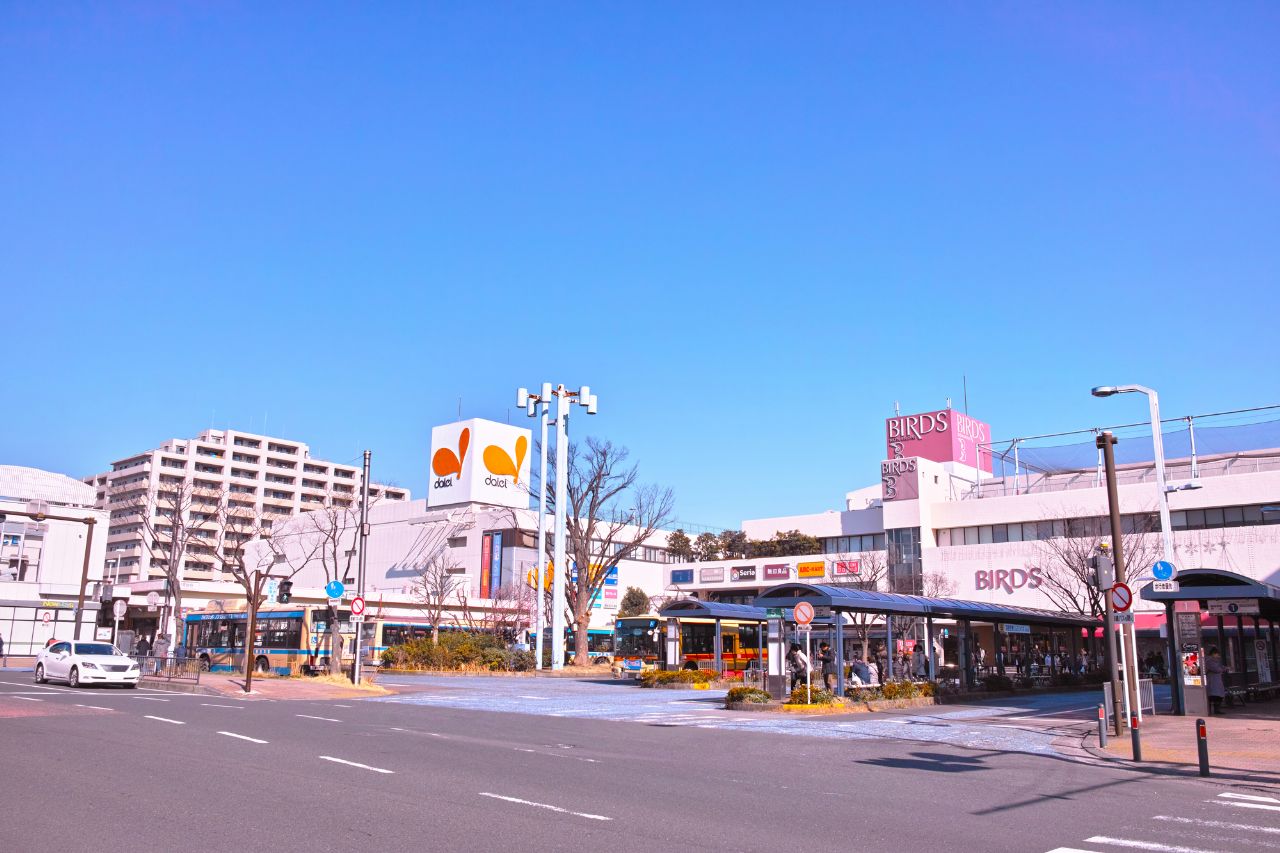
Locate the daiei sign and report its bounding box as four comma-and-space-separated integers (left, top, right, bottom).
428, 418, 532, 509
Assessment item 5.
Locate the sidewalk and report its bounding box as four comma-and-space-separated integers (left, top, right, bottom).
164, 673, 394, 701
1086, 705, 1280, 787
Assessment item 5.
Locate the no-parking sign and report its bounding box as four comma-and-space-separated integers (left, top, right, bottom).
1110, 582, 1133, 612
794, 601, 815, 626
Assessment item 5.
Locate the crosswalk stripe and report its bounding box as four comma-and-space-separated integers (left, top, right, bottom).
1153, 815, 1280, 836
1216, 801, 1280, 814
1044, 848, 1103, 853
1085, 836, 1219, 853
1219, 792, 1280, 804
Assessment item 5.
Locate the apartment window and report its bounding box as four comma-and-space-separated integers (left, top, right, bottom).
196, 447, 224, 458
334, 469, 355, 479
232, 453, 259, 464
233, 437, 261, 448
195, 464, 223, 475
387, 491, 405, 500
304, 464, 328, 475
267, 443, 298, 455
230, 484, 256, 494
267, 489, 293, 500
161, 458, 186, 469
266, 474, 295, 485
302, 478, 325, 489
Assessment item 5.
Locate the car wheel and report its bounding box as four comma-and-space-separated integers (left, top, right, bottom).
125, 683, 138, 690
68, 667, 80, 688
34, 664, 46, 684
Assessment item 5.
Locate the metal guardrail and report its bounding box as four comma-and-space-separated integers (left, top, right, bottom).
135, 655, 202, 685
1102, 678, 1155, 726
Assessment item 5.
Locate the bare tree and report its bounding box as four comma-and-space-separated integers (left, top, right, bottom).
547, 438, 675, 665
825, 551, 888, 660
404, 517, 472, 644
1031, 515, 1161, 618
455, 580, 531, 640
204, 493, 281, 689
125, 477, 215, 643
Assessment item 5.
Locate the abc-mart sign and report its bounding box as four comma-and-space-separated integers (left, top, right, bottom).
428, 418, 533, 510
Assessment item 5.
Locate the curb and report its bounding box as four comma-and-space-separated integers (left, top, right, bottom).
1074, 728, 1280, 791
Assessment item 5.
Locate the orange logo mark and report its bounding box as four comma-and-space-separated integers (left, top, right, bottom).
431, 428, 470, 479
483, 434, 528, 484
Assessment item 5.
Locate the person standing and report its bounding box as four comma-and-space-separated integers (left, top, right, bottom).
786, 642, 810, 692
911, 644, 927, 681
135, 635, 152, 658
153, 634, 170, 674
817, 642, 836, 691
0, 630, 6, 667
1205, 647, 1228, 714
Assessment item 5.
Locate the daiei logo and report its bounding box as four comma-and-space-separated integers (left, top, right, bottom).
431, 428, 470, 489
482, 435, 528, 489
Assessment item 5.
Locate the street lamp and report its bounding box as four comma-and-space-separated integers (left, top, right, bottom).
517, 383, 552, 670
1090, 385, 1175, 566
517, 383, 597, 670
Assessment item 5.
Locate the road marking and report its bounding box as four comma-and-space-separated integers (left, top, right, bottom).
477, 793, 611, 821
143, 715, 185, 725
219, 731, 269, 744
513, 747, 599, 764
332, 704, 352, 708
319, 756, 394, 774
0, 681, 75, 692
1153, 815, 1280, 835
201, 703, 242, 709
1085, 836, 1219, 852
1219, 792, 1280, 804
1217, 801, 1280, 813
132, 697, 170, 702
296, 714, 341, 722
75, 704, 113, 711
1044, 848, 1102, 853
11, 696, 41, 702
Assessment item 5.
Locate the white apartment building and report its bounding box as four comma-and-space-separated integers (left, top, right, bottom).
82, 428, 408, 603
1, 466, 109, 655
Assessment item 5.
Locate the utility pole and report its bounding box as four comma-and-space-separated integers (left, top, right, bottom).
535, 406, 549, 670
353, 450, 371, 685
1098, 431, 1142, 736
551, 387, 570, 671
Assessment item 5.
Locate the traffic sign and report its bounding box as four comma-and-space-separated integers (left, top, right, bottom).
351, 596, 366, 617
1208, 599, 1259, 615
1152, 581, 1180, 594
794, 601, 815, 626
325, 580, 346, 599
1110, 582, 1133, 612
1114, 611, 1135, 624
1152, 561, 1176, 581
112, 599, 128, 618
349, 613, 365, 623
765, 607, 783, 618
146, 591, 161, 607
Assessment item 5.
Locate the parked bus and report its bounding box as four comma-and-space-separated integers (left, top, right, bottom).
613, 614, 766, 673
185, 606, 446, 675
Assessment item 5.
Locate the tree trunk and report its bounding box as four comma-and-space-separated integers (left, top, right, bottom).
329, 620, 344, 674
574, 615, 590, 666
431, 623, 440, 645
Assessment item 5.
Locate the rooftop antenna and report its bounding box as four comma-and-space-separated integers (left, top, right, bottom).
894, 400, 901, 416
458, 397, 462, 420
963, 375, 969, 415
946, 397, 952, 409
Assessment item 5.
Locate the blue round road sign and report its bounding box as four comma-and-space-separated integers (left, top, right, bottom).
1152, 561, 1175, 581
325, 580, 346, 599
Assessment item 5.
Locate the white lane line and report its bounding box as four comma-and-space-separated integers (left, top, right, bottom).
131, 697, 170, 702
1044, 848, 1103, 853
1217, 801, 1280, 813
1153, 815, 1280, 835
296, 714, 342, 722
477, 792, 611, 821
219, 731, 269, 744
201, 703, 243, 709
1219, 792, 1280, 804
332, 704, 352, 708
1085, 836, 1218, 853
11, 696, 41, 702
319, 756, 394, 774
0, 681, 75, 693
513, 748, 599, 764
75, 704, 113, 711
143, 715, 185, 725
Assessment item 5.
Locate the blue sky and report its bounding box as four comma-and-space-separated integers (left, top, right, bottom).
3, 3, 1277, 530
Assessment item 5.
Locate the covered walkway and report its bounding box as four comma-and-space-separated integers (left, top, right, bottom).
753, 583, 1098, 697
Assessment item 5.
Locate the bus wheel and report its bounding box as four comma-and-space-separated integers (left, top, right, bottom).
255, 656, 270, 674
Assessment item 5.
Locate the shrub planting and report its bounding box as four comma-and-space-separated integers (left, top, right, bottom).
638, 669, 718, 687
379, 632, 535, 672
725, 686, 772, 704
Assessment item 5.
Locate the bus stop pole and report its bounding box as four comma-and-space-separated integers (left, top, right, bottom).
885, 615, 894, 681
834, 615, 845, 697
926, 616, 937, 681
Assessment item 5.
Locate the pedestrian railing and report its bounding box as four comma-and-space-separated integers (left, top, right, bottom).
1102, 678, 1155, 726
134, 655, 202, 685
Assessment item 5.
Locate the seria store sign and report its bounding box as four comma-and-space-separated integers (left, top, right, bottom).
730, 566, 756, 582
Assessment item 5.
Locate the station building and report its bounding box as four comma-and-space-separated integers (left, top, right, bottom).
666, 406, 1280, 666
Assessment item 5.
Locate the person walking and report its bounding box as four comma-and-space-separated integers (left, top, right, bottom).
135, 635, 152, 658
786, 642, 810, 692
153, 634, 170, 675
1205, 647, 1228, 715
817, 642, 836, 691
911, 644, 927, 681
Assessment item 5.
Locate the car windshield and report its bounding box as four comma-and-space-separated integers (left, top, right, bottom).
74, 643, 119, 656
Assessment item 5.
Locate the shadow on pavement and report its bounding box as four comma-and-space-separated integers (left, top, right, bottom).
856, 751, 990, 773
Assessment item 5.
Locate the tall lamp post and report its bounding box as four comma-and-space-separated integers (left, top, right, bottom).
517, 383, 596, 670
517, 383, 553, 670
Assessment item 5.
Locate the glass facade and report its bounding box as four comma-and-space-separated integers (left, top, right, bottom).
886, 527, 922, 594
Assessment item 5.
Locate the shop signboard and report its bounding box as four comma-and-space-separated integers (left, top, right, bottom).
428, 418, 532, 509
670, 569, 694, 585
797, 562, 825, 579
763, 564, 790, 580
1257, 640, 1273, 683
699, 567, 725, 583
730, 566, 756, 582
833, 560, 860, 576
884, 408, 993, 472
880, 458, 920, 502
1207, 599, 1260, 616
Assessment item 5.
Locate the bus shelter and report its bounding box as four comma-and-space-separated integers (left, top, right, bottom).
753, 583, 1098, 697
1140, 568, 1280, 716
658, 599, 775, 674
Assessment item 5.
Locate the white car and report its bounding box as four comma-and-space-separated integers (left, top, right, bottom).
35, 641, 141, 688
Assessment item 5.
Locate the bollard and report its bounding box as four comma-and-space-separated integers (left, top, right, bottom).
1130, 712, 1142, 762
1196, 718, 1210, 777
1097, 704, 1108, 748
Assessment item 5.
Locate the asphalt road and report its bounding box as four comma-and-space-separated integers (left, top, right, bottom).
1, 678, 1276, 853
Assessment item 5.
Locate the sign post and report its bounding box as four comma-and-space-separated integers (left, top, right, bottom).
794, 602, 815, 703
112, 598, 127, 646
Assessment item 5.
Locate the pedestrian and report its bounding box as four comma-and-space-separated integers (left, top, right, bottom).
817, 642, 836, 691
1205, 647, 1228, 715
153, 634, 170, 674
0, 630, 6, 667
849, 655, 870, 687
911, 644, 927, 680
786, 642, 810, 692
135, 635, 152, 658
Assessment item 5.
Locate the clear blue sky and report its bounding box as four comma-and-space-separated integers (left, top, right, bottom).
3, 3, 1277, 530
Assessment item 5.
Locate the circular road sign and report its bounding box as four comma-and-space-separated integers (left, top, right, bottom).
1152, 561, 1176, 581
146, 591, 161, 607
41, 611, 52, 625
325, 580, 346, 599
1111, 582, 1134, 612
112, 599, 128, 618
794, 601, 815, 626
351, 596, 366, 617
